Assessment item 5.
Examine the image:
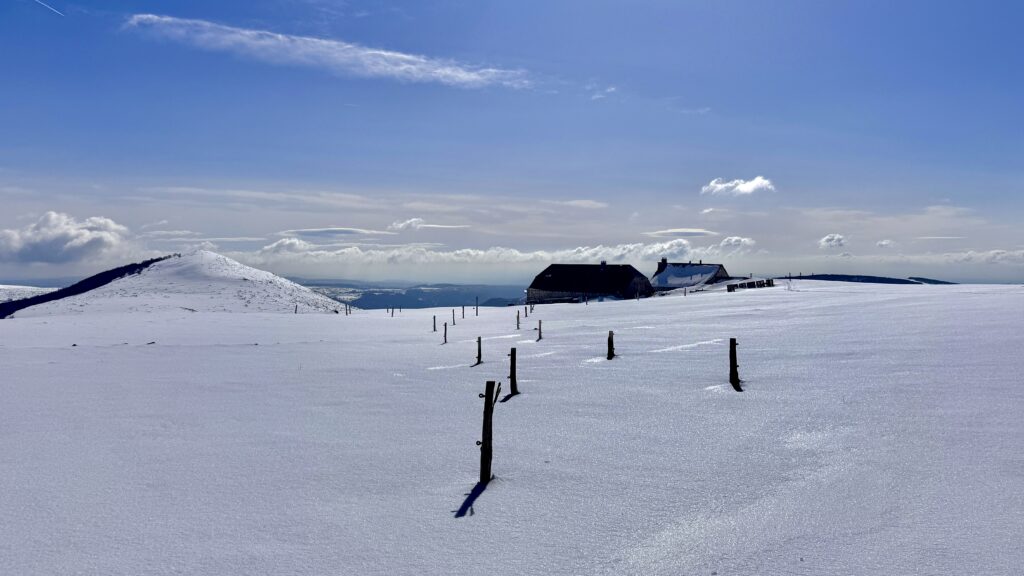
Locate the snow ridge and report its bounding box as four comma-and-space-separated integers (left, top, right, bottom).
16, 251, 343, 315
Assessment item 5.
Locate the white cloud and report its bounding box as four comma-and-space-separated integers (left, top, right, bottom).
942, 249, 1024, 265
387, 218, 470, 231
818, 233, 846, 249
250, 238, 695, 267
700, 176, 775, 196
142, 230, 202, 238
278, 227, 395, 238
126, 14, 530, 89
719, 236, 756, 248
0, 211, 130, 263
542, 199, 609, 209
643, 228, 719, 238
877, 239, 894, 248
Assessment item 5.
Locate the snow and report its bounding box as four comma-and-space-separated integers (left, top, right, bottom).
0, 284, 56, 303
14, 251, 343, 316
651, 263, 722, 289
1, 267, 1022, 575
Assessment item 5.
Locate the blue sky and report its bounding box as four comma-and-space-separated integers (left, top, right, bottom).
2, 0, 1022, 283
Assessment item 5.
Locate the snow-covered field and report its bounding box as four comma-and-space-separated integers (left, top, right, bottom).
0, 284, 55, 303
1, 266, 1022, 574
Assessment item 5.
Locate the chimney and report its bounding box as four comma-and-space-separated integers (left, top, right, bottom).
699, 259, 702, 265
656, 257, 668, 276
600, 260, 607, 272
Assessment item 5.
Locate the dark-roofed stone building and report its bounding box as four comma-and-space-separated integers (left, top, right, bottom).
650, 258, 731, 291
527, 261, 654, 304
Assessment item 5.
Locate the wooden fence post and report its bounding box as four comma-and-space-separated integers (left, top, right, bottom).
729, 338, 743, 392
478, 381, 498, 485
452, 309, 456, 326
294, 304, 298, 314
508, 347, 518, 396
443, 322, 448, 344
433, 315, 437, 332
474, 336, 482, 366
475, 296, 479, 316
516, 310, 520, 330
607, 330, 615, 360
524, 306, 528, 318
462, 305, 465, 319
537, 320, 542, 341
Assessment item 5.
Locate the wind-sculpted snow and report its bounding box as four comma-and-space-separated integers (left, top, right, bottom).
15, 250, 343, 315
0, 281, 1022, 575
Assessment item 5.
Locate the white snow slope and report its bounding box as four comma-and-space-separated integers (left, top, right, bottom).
14, 251, 343, 316
1, 279, 1022, 575
0, 284, 55, 303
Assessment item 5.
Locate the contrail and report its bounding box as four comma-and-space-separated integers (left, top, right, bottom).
32, 0, 65, 16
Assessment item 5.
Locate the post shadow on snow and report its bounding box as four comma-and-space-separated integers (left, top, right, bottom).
453, 480, 490, 518
498, 392, 519, 403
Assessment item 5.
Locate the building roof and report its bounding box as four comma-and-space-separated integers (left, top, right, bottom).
529, 263, 651, 296
650, 261, 730, 289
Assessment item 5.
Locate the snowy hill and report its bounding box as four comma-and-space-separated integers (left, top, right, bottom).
0, 284, 55, 303
15, 251, 343, 316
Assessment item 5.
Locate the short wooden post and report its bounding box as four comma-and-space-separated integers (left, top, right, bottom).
537, 320, 542, 341
475, 296, 479, 316
452, 309, 456, 326
478, 381, 496, 485
516, 310, 520, 330
294, 304, 298, 314
607, 330, 615, 360
524, 306, 528, 318
443, 322, 448, 344
391, 308, 394, 317
433, 315, 437, 332
462, 305, 465, 319
508, 348, 518, 396
474, 336, 482, 366
729, 338, 743, 392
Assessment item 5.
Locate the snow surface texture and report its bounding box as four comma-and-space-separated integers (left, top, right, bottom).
14, 251, 342, 316
0, 284, 55, 303
1, 275, 1023, 575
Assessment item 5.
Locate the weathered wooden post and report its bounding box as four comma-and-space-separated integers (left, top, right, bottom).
474, 336, 482, 366
508, 347, 518, 396
294, 304, 298, 314
607, 330, 615, 360
729, 338, 743, 392
452, 309, 456, 326
516, 310, 520, 330
477, 381, 498, 485
391, 308, 394, 318
443, 322, 448, 344
433, 315, 437, 332
537, 320, 543, 341
462, 305, 465, 319
524, 306, 528, 318
475, 296, 479, 316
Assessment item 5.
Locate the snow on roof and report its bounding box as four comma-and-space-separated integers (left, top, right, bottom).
15, 250, 342, 316
651, 263, 728, 289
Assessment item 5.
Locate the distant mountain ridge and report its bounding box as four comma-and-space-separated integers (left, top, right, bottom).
307, 282, 526, 309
